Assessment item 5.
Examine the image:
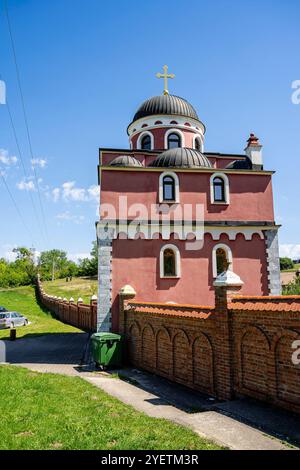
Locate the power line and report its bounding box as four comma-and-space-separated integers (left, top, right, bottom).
3, 0, 49, 244
4, 93, 45, 243
0, 170, 35, 244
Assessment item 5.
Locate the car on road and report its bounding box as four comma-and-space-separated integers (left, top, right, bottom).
0, 312, 28, 329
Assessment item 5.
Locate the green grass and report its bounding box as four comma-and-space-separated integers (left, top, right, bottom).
281, 263, 300, 273
0, 285, 80, 340
0, 366, 222, 450
42, 277, 98, 304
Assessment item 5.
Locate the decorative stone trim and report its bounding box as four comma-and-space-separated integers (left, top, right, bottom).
265, 229, 282, 295
97, 220, 265, 241
97, 227, 113, 332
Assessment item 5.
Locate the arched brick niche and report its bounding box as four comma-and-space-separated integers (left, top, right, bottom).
274, 331, 300, 405
240, 326, 270, 397
192, 333, 215, 394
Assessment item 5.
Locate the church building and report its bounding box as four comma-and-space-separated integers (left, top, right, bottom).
96, 67, 281, 332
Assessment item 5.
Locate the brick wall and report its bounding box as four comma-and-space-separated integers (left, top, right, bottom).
121, 293, 300, 413
36, 279, 97, 332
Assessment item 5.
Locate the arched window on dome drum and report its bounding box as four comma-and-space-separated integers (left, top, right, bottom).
195, 138, 201, 151
216, 248, 228, 275
213, 177, 225, 202
167, 132, 181, 149
141, 134, 151, 150
162, 175, 175, 201
163, 248, 176, 276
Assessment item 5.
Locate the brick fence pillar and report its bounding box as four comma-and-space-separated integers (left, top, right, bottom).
118, 285, 136, 335
213, 269, 243, 400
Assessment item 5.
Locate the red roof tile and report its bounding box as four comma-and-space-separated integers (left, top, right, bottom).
127, 301, 214, 319
230, 295, 300, 312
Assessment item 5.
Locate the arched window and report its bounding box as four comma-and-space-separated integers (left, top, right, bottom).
194, 137, 201, 151
141, 134, 151, 150
162, 175, 175, 201
216, 248, 228, 275
160, 244, 181, 278
164, 249, 176, 276
212, 244, 233, 278
210, 173, 230, 204
167, 132, 181, 149
159, 172, 179, 203
213, 177, 225, 202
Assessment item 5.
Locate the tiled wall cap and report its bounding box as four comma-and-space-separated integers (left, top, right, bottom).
213, 269, 244, 288
119, 285, 136, 296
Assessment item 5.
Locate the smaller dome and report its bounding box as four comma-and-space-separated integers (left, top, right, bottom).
109, 155, 143, 167
150, 148, 212, 169
226, 157, 252, 170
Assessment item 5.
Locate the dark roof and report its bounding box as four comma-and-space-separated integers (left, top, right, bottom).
225, 157, 253, 170
109, 155, 143, 167
150, 148, 212, 169
132, 94, 200, 123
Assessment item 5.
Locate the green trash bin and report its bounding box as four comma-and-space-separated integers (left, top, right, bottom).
91, 332, 122, 369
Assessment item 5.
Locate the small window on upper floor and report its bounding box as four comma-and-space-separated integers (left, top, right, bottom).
163, 175, 175, 201
195, 137, 201, 151
213, 177, 225, 202
210, 173, 230, 205
167, 132, 181, 149
141, 134, 151, 150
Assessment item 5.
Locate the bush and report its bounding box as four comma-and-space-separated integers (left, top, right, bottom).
282, 275, 300, 295
280, 257, 294, 271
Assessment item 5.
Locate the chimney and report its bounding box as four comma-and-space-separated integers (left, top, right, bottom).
245, 133, 263, 170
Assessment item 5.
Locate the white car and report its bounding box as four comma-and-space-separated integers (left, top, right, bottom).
0, 311, 28, 329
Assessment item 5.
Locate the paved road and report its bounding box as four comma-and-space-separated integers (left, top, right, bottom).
1, 333, 298, 450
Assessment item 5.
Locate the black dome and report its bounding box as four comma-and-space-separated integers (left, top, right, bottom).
150, 148, 212, 169
226, 157, 253, 170
109, 155, 143, 167
132, 94, 200, 123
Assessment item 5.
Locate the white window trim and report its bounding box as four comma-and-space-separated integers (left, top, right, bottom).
137, 131, 154, 150
164, 128, 185, 150
160, 244, 181, 278
192, 134, 204, 151
159, 171, 180, 203
210, 172, 230, 205
212, 243, 233, 278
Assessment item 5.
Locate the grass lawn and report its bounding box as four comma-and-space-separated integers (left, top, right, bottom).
42, 277, 98, 304
0, 366, 222, 450
281, 263, 300, 273
0, 285, 80, 340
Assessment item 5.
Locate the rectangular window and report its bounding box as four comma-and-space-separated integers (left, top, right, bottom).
214, 185, 224, 202
163, 183, 175, 201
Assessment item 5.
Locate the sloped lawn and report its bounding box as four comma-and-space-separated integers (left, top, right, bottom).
42, 277, 97, 304
0, 286, 80, 340
0, 366, 222, 450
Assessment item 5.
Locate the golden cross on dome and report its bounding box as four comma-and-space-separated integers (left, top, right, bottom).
156, 65, 175, 95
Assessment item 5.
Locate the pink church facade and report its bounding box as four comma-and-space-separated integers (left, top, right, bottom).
96, 92, 281, 332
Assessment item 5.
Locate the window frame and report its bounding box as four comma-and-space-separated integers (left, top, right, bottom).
160, 244, 181, 278
212, 244, 233, 278
137, 131, 154, 150
210, 173, 230, 205
159, 171, 179, 203
193, 135, 203, 151
164, 129, 185, 149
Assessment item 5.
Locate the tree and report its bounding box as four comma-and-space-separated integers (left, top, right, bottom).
39, 249, 69, 281
78, 241, 98, 277
280, 257, 294, 271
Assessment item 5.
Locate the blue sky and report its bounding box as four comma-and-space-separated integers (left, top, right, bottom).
0, 0, 300, 261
